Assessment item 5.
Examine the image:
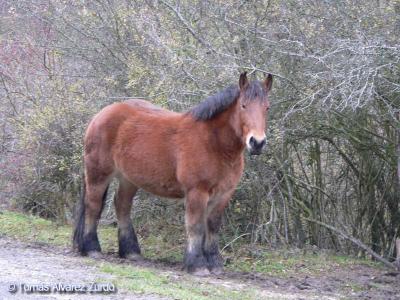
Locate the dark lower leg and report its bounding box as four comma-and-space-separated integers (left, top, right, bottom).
118, 223, 141, 258
204, 215, 223, 272
184, 188, 209, 274
115, 180, 141, 258
82, 164, 112, 256
184, 223, 207, 273
82, 203, 102, 254
204, 191, 234, 273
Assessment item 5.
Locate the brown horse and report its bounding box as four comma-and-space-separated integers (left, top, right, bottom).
73, 72, 272, 275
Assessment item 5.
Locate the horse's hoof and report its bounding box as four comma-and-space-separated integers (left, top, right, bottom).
125, 253, 143, 261
87, 251, 103, 259
191, 267, 211, 277
210, 267, 224, 275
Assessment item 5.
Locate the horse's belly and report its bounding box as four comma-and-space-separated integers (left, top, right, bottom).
142, 181, 185, 199
120, 165, 184, 199
129, 177, 185, 198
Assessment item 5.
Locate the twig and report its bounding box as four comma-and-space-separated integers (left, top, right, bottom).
304, 217, 398, 270
159, 0, 215, 52
221, 233, 251, 253
396, 239, 400, 269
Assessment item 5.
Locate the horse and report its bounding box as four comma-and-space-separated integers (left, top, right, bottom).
73, 72, 273, 275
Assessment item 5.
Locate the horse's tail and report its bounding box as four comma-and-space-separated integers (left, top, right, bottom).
73, 174, 109, 254
73, 175, 87, 253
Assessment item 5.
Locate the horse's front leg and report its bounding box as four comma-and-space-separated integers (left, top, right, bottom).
184, 188, 209, 275
204, 191, 233, 274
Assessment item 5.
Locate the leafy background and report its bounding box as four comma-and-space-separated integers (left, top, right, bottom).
0, 0, 399, 261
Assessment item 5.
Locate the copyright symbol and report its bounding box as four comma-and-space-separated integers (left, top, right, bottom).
8, 283, 17, 293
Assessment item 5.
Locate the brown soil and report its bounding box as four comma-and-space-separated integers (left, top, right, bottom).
0, 236, 399, 300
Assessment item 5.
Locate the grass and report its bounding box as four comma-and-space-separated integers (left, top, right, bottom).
0, 210, 384, 299
140, 229, 185, 263
224, 246, 382, 277
0, 210, 117, 248
0, 210, 382, 275
99, 263, 257, 300
0, 210, 260, 299
0, 210, 71, 245
0, 210, 183, 260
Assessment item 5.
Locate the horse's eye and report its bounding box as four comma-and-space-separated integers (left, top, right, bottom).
241, 104, 246, 109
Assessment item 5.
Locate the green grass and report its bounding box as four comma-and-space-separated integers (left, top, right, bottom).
225, 245, 382, 277
0, 210, 182, 260
0, 210, 381, 276
0, 210, 71, 245
342, 282, 364, 292
0, 210, 384, 299
99, 263, 257, 300
0, 210, 260, 299
0, 210, 117, 248
0, 211, 381, 270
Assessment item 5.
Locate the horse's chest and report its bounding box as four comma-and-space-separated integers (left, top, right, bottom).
215, 161, 244, 192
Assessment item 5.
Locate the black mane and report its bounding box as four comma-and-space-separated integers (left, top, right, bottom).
190, 85, 239, 121
189, 81, 266, 121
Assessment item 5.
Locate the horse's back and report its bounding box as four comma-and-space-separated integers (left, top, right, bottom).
85, 99, 182, 155
85, 99, 180, 140
123, 99, 180, 117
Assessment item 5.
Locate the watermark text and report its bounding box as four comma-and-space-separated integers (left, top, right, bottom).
7, 282, 116, 294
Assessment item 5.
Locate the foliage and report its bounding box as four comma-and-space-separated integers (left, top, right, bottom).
0, 0, 399, 261
16, 85, 93, 219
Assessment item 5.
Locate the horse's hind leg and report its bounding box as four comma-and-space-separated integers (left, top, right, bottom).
114, 177, 141, 259
82, 179, 110, 257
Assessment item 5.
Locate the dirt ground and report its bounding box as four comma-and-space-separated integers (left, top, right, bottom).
0, 236, 399, 300
0, 237, 165, 300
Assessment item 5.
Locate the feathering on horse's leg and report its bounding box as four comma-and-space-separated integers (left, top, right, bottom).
80, 177, 109, 258
204, 192, 233, 274
204, 213, 224, 274
184, 188, 209, 275
114, 178, 141, 260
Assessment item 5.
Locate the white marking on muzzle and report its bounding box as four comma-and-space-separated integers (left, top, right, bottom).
246, 131, 266, 150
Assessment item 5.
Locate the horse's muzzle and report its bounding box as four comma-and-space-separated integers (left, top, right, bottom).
248, 137, 266, 155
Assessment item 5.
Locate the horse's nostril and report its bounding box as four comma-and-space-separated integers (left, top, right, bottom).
249, 136, 256, 146
249, 137, 266, 151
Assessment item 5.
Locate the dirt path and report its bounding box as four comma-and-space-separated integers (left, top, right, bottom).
0, 237, 164, 300
0, 235, 399, 300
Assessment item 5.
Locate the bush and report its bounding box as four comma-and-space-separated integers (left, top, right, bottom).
15, 86, 94, 221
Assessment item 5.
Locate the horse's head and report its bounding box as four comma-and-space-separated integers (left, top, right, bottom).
237, 72, 273, 155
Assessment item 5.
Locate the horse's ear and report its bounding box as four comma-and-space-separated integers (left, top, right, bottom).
264, 74, 273, 92
239, 72, 249, 91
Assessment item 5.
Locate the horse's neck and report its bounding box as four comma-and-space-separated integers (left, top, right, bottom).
209, 103, 244, 160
